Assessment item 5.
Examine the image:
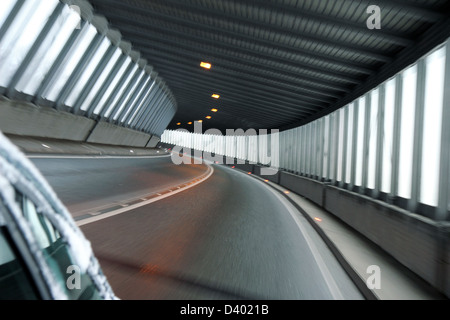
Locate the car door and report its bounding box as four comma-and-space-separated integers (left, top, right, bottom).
0, 131, 117, 300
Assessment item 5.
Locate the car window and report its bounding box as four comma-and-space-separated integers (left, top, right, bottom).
0, 226, 39, 300
20, 195, 101, 300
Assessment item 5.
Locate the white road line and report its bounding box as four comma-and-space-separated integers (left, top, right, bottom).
222, 165, 344, 300
27, 154, 171, 160
269, 189, 345, 300
76, 164, 214, 227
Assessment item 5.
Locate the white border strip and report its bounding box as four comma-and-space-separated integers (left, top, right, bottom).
269, 188, 345, 300
27, 154, 171, 160
76, 163, 214, 227
222, 165, 344, 300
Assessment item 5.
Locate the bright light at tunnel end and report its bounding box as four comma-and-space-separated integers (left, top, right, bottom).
167, 122, 280, 175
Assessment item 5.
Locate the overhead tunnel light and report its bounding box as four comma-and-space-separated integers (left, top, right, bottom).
188, 122, 192, 125
211, 94, 220, 99
205, 116, 212, 119
211, 108, 218, 112
176, 122, 181, 125
200, 62, 212, 69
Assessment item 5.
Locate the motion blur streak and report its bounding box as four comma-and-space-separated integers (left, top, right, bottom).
36, 157, 364, 300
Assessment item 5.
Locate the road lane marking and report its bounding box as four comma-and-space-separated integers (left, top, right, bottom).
76, 163, 214, 227
27, 154, 171, 159
221, 165, 344, 300
269, 189, 345, 300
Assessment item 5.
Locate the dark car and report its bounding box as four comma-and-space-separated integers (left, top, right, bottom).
0, 131, 117, 300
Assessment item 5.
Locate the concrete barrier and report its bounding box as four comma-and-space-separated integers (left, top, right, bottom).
279, 172, 325, 207
7, 134, 168, 156
323, 185, 450, 298
247, 163, 450, 298
0, 98, 159, 149
236, 162, 254, 173
0, 98, 95, 141
146, 135, 161, 148
256, 165, 280, 184
223, 156, 236, 165
87, 121, 151, 147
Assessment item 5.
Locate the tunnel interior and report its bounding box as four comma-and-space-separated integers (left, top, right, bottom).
0, 0, 450, 301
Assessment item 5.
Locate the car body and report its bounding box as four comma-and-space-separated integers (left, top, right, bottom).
0, 131, 117, 300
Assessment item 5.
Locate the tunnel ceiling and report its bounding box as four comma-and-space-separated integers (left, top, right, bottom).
89, 0, 450, 133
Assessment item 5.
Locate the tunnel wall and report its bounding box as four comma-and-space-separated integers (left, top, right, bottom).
323, 184, 450, 297
86, 121, 151, 147
279, 172, 325, 207
146, 135, 161, 148
0, 0, 177, 146
0, 97, 95, 141
0, 98, 155, 147
162, 39, 450, 223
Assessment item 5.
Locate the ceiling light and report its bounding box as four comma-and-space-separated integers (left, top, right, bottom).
200, 62, 212, 69
211, 108, 218, 112
205, 116, 212, 119
211, 94, 220, 99
188, 122, 192, 125
197, 120, 203, 123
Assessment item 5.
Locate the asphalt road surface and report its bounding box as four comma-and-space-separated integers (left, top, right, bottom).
31, 154, 207, 219
32, 155, 364, 300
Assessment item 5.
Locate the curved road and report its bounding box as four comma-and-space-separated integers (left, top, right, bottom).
32, 155, 364, 300
31, 154, 207, 219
